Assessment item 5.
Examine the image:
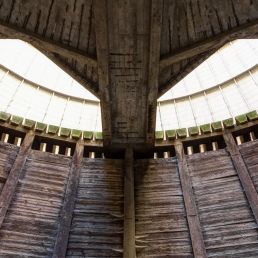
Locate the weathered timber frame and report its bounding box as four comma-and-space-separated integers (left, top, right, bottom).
0, 130, 35, 228
175, 140, 207, 258
223, 132, 258, 223
53, 140, 84, 258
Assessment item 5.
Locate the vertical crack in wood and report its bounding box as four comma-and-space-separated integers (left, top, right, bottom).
223, 132, 258, 223
53, 140, 84, 258
123, 146, 136, 258
175, 140, 207, 258
0, 130, 35, 229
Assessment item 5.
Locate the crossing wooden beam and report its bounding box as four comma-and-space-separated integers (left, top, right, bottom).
0, 130, 35, 228
53, 140, 84, 258
175, 141, 207, 258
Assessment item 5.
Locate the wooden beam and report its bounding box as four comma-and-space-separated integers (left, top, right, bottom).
53, 140, 84, 258
175, 141, 207, 258
160, 18, 258, 71
123, 146, 136, 258
0, 130, 35, 228
223, 133, 258, 223
146, 0, 163, 145
0, 21, 97, 68
93, 0, 112, 146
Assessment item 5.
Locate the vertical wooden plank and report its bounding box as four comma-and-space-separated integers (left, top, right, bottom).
93, 0, 112, 146
223, 132, 258, 223
123, 146, 136, 258
0, 130, 35, 228
175, 140, 207, 258
146, 0, 163, 145
53, 140, 84, 258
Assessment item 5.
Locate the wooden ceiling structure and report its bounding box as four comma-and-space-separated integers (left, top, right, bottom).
0, 0, 258, 149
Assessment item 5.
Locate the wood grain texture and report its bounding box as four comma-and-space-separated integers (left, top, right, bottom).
0, 131, 35, 229
223, 133, 258, 223
187, 149, 258, 257
135, 158, 193, 257
53, 140, 84, 258
175, 141, 207, 258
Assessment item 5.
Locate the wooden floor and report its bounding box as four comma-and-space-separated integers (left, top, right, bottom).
0, 139, 258, 257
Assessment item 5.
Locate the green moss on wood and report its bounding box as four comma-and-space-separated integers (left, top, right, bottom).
95, 132, 103, 140
35, 122, 47, 132
211, 121, 223, 132
246, 110, 258, 121
83, 131, 93, 140
48, 125, 59, 134
60, 127, 71, 137
223, 118, 234, 129
71, 129, 82, 139
155, 131, 164, 140
10, 115, 23, 126
200, 124, 212, 134
235, 114, 248, 125
176, 128, 187, 138
0, 112, 10, 122
188, 126, 199, 136
166, 130, 176, 140
23, 119, 35, 129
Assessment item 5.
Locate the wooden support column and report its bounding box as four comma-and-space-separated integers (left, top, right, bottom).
53, 140, 84, 258
223, 132, 258, 223
123, 147, 136, 258
0, 130, 35, 228
175, 141, 207, 258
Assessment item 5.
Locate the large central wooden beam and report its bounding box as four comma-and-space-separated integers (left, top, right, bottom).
123, 146, 135, 258
146, 0, 163, 145
159, 18, 258, 72
0, 131, 34, 228
93, 0, 112, 146
175, 141, 207, 258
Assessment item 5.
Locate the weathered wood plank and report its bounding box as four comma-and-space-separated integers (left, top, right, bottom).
52, 140, 84, 258
0, 131, 34, 229
223, 133, 258, 223
123, 147, 135, 258
175, 141, 207, 258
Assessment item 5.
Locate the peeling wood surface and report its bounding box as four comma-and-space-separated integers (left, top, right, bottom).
187, 149, 258, 257
135, 158, 193, 257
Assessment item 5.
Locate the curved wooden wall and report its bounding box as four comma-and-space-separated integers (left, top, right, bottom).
0, 131, 257, 257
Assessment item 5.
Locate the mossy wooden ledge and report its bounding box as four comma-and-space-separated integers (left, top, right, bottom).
10, 115, 23, 126
188, 126, 199, 136
95, 132, 103, 141
35, 122, 47, 132
155, 131, 164, 141
71, 129, 82, 139
223, 118, 234, 129
60, 128, 71, 137
48, 125, 59, 135
83, 131, 93, 140
212, 121, 223, 132
246, 110, 258, 121
166, 130, 176, 140
235, 114, 248, 125
23, 119, 35, 129
176, 128, 187, 138
200, 124, 212, 134
0, 112, 10, 122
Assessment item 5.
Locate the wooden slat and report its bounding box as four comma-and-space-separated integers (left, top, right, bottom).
52, 140, 84, 258
0, 131, 34, 229
175, 141, 207, 258
223, 133, 258, 223
123, 147, 135, 258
